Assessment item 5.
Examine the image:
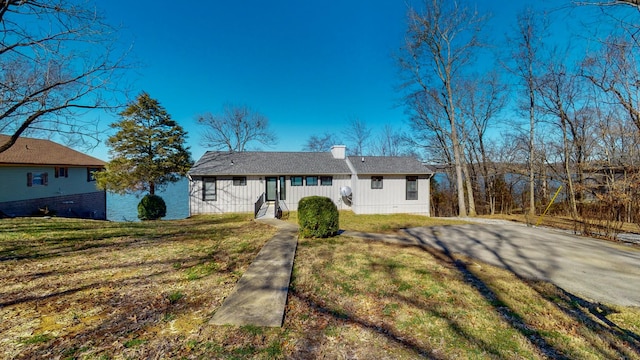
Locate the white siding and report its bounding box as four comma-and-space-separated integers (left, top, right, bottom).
190, 176, 263, 215
189, 175, 352, 215
350, 175, 431, 215
283, 175, 351, 211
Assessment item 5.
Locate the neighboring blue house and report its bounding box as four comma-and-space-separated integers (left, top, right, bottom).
0, 135, 107, 219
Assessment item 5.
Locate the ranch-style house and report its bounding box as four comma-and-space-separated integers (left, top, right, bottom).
188, 145, 433, 218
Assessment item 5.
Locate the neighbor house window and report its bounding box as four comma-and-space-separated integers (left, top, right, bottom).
406, 176, 418, 200
371, 176, 383, 189
305, 176, 318, 186
233, 177, 247, 186
27, 172, 48, 187
54, 167, 68, 178
203, 177, 217, 201
320, 176, 333, 186
87, 167, 101, 182
291, 176, 303, 186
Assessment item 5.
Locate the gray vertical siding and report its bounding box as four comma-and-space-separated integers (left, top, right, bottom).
189, 175, 353, 215
350, 175, 431, 215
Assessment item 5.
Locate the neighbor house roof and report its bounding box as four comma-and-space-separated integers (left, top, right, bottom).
348, 156, 433, 175
189, 151, 352, 176
0, 135, 106, 167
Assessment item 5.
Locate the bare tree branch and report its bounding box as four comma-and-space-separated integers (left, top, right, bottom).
0, 0, 131, 153
574, 0, 640, 8
196, 104, 277, 152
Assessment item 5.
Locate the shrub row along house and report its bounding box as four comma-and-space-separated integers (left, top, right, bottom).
0, 135, 106, 219
188, 145, 434, 218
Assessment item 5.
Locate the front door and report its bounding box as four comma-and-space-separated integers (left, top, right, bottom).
266, 177, 277, 201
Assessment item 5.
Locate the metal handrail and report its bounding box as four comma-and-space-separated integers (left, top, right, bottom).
254, 192, 265, 218
275, 192, 289, 220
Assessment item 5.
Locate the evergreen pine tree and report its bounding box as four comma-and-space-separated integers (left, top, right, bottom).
96, 92, 192, 195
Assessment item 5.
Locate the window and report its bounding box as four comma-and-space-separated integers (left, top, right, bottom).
233, 177, 247, 186
55, 167, 68, 178
27, 172, 48, 187
371, 176, 383, 189
87, 167, 101, 182
279, 176, 286, 200
203, 177, 217, 201
320, 176, 333, 186
305, 176, 318, 186
406, 176, 418, 200
291, 176, 303, 186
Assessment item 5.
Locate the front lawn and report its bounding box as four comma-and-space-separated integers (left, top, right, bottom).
287, 210, 468, 233
1, 214, 638, 359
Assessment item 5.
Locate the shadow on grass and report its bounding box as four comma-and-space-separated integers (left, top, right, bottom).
294, 229, 640, 359
0, 215, 255, 262
2, 216, 268, 359
287, 287, 437, 359
402, 228, 640, 359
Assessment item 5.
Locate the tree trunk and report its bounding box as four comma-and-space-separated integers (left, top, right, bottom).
462, 160, 477, 216
447, 81, 468, 217
561, 119, 578, 219
528, 80, 536, 217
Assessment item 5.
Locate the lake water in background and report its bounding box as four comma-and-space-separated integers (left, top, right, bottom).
107, 177, 189, 221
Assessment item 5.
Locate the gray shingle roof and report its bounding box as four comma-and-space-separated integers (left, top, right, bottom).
189, 151, 352, 176
348, 156, 433, 175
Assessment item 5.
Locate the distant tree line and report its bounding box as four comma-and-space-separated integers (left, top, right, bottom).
395, 0, 640, 234
301, 0, 640, 236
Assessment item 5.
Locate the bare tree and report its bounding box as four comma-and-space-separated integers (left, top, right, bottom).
302, 132, 342, 152
505, 7, 547, 218
196, 104, 277, 152
0, 0, 129, 153
399, 0, 488, 217
582, 37, 640, 132
536, 57, 597, 220
459, 71, 508, 214
372, 124, 405, 156
344, 117, 371, 156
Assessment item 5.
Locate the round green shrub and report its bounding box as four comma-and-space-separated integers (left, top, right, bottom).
297, 196, 339, 238
138, 194, 166, 220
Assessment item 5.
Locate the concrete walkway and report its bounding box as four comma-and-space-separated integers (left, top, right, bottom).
343, 224, 640, 307
210, 218, 298, 327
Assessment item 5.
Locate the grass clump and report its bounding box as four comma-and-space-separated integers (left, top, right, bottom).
167, 291, 184, 304
20, 333, 53, 345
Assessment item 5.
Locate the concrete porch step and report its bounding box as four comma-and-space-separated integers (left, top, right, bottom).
256, 201, 276, 219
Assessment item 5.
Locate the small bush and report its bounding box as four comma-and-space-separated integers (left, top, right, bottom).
137, 194, 166, 220
298, 196, 339, 238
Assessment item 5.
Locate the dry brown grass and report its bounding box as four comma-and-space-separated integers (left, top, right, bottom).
287, 210, 468, 233
1, 214, 639, 359
484, 213, 640, 237
0, 214, 282, 359
289, 236, 640, 359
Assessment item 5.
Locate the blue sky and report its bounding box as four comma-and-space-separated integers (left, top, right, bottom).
90, 0, 585, 161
